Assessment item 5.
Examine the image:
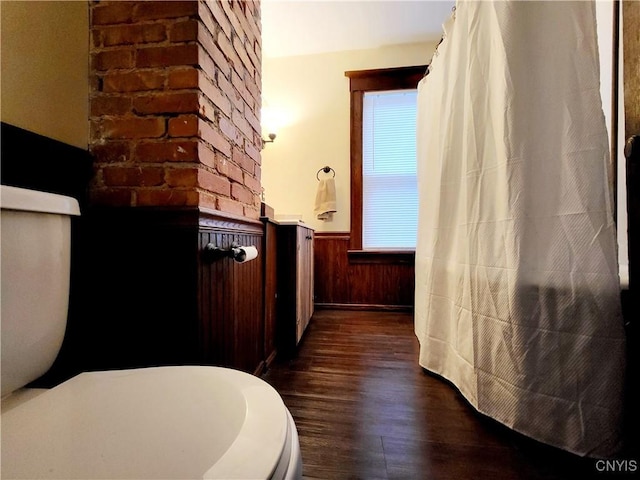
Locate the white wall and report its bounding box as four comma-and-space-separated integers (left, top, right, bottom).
0, 1, 89, 148
261, 41, 438, 232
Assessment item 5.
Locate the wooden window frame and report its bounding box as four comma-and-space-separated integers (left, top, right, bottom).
344, 65, 426, 261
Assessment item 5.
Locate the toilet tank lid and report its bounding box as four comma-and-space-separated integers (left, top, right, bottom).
0, 185, 80, 216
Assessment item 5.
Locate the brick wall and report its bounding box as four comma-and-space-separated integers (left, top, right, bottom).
89, 0, 262, 218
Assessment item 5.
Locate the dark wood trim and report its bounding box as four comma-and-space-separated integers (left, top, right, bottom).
347, 249, 415, 265
314, 303, 413, 312
345, 66, 426, 252
0, 122, 93, 208
198, 206, 264, 234
314, 231, 351, 241
345, 65, 428, 92
349, 90, 364, 250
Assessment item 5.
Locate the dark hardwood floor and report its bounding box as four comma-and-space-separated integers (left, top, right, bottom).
262, 310, 634, 480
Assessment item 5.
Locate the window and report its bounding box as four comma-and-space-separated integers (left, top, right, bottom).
362, 90, 418, 249
345, 66, 426, 257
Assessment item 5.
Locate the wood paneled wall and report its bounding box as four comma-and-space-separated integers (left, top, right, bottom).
59, 208, 202, 376
44, 207, 268, 385
314, 232, 415, 310
198, 219, 264, 374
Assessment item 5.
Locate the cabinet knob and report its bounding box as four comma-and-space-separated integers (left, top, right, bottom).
625, 135, 640, 163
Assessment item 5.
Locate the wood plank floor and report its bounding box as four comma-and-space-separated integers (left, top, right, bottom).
262, 310, 634, 480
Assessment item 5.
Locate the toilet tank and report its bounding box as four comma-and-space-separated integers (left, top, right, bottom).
0, 186, 80, 396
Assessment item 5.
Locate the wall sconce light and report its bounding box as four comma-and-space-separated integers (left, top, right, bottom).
262, 133, 276, 148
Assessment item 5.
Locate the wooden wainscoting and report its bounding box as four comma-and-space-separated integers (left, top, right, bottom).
314, 232, 415, 310
48, 207, 268, 384
198, 211, 265, 374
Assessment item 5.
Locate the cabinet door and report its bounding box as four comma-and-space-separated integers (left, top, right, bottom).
298, 227, 314, 336
307, 228, 314, 321
295, 226, 315, 343
300, 227, 312, 334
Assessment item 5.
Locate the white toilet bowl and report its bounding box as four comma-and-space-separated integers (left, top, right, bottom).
2, 366, 302, 479
0, 185, 302, 479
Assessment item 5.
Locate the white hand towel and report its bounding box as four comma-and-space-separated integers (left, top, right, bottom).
314, 178, 337, 220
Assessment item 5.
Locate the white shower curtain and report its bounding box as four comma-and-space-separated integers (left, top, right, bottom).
415, 1, 626, 458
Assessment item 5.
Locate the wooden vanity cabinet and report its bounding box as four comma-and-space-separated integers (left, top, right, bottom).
277, 222, 314, 357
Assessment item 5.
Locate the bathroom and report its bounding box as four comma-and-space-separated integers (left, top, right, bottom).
1, 0, 638, 478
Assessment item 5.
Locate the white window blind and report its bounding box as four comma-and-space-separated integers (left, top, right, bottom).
362, 89, 418, 249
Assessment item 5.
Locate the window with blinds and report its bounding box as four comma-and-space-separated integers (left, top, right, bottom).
362, 89, 418, 249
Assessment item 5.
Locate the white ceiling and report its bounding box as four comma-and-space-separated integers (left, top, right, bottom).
261, 0, 456, 59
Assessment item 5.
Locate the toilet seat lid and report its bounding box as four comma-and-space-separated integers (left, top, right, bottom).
1, 366, 289, 479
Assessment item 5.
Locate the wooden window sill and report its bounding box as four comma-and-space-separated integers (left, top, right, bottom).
347, 249, 415, 265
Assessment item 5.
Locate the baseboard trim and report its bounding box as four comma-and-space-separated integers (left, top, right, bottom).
314, 303, 413, 312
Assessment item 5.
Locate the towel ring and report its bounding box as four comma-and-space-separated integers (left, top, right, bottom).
316, 166, 335, 181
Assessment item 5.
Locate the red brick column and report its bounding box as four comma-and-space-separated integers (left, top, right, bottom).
90, 0, 262, 218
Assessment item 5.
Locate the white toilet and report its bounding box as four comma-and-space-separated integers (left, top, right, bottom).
0, 185, 303, 480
